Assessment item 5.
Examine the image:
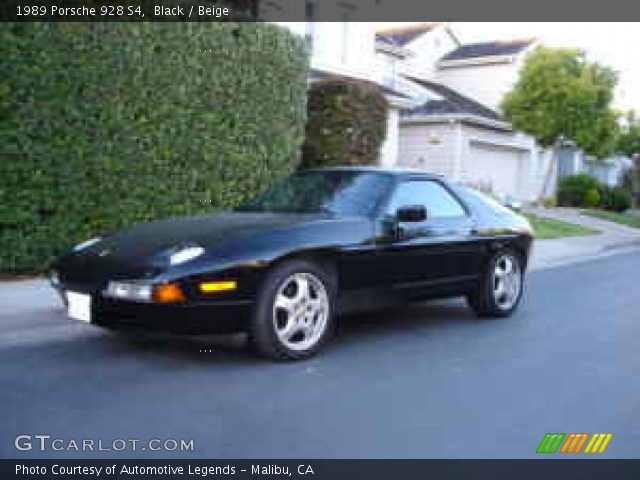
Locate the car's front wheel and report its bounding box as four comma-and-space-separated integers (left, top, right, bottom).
250, 260, 336, 361
467, 250, 524, 317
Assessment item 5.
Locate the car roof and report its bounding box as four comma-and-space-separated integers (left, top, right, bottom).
303, 166, 445, 181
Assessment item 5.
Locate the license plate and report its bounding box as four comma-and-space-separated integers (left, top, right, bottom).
66, 291, 92, 323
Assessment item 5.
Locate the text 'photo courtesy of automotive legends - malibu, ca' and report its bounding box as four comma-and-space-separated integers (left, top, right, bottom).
50, 167, 533, 360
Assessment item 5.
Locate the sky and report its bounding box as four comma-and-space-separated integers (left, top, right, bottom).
386, 23, 640, 112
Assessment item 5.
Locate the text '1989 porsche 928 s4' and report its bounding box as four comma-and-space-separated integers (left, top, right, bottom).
51, 167, 533, 360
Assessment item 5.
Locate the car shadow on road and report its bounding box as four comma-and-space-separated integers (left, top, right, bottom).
101, 298, 482, 363
334, 298, 480, 343
102, 329, 257, 364
8, 296, 495, 366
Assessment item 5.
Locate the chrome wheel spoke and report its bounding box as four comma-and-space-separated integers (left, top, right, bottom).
278, 317, 299, 340
503, 257, 513, 274
292, 275, 310, 303
274, 294, 295, 316
300, 321, 315, 339
307, 297, 325, 315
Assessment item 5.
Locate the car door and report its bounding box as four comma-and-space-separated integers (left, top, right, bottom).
375, 179, 483, 295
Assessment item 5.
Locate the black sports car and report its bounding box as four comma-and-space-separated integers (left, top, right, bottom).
51, 167, 533, 360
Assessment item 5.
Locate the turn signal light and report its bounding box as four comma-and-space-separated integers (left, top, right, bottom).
199, 280, 237, 293
153, 283, 187, 303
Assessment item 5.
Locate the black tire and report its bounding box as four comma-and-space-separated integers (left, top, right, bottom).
249, 259, 337, 361
466, 249, 524, 318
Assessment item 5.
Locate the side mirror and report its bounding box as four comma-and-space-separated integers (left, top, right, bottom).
396, 205, 427, 223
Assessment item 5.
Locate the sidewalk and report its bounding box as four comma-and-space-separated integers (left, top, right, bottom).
526, 207, 640, 270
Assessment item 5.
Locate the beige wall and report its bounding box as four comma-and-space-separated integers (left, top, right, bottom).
398, 27, 459, 81
397, 123, 461, 177
434, 61, 521, 112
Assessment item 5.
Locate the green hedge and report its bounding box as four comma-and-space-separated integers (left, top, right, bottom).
557, 174, 632, 212
301, 79, 388, 168
0, 22, 308, 275
557, 174, 602, 207
599, 185, 632, 212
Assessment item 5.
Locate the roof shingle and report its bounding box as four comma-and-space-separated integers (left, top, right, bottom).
401, 77, 503, 122
440, 38, 535, 62
376, 23, 441, 47
309, 68, 408, 99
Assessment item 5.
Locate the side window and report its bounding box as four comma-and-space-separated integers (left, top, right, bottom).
387, 181, 466, 219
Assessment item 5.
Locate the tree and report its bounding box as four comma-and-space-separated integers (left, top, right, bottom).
503, 46, 619, 159
302, 79, 388, 168
617, 111, 640, 207
502, 46, 619, 201
617, 111, 640, 158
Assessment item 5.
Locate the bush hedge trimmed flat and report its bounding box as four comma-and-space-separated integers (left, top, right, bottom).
0, 23, 308, 274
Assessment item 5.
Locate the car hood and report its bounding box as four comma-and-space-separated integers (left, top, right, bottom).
75, 212, 328, 264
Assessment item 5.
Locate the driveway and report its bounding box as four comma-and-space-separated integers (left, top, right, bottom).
1, 251, 639, 459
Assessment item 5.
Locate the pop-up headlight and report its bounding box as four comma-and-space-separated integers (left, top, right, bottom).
169, 245, 205, 266
72, 237, 102, 252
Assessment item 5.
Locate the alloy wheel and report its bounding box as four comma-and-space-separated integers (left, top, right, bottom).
492, 254, 522, 310
272, 272, 329, 351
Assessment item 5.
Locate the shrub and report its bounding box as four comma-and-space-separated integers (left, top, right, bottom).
600, 186, 632, 212
621, 168, 635, 192
301, 79, 388, 168
0, 22, 308, 274
557, 174, 601, 207
622, 167, 640, 207
583, 187, 601, 207
542, 197, 557, 208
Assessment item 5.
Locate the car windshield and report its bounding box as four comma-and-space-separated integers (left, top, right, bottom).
237, 170, 393, 216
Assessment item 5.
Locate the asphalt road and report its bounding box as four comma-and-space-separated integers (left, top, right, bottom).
1, 251, 638, 459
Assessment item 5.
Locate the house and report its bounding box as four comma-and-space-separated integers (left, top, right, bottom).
276, 15, 635, 203
374, 25, 557, 203
376, 23, 461, 84
278, 14, 557, 203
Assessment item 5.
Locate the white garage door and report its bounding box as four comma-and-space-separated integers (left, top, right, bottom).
465, 142, 526, 200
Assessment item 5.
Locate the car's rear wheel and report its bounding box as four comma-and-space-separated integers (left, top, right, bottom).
467, 250, 524, 317
250, 259, 336, 361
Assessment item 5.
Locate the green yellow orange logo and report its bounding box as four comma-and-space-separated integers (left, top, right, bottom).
537, 433, 613, 454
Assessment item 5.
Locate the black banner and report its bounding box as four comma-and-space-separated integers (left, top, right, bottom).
4, 460, 640, 480
1, 0, 640, 22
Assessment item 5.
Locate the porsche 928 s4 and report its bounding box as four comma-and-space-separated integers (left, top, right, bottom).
50, 167, 533, 360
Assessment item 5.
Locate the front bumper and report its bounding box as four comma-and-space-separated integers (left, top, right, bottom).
54, 283, 254, 334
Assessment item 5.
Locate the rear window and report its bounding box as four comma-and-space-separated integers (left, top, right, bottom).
459, 186, 515, 217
